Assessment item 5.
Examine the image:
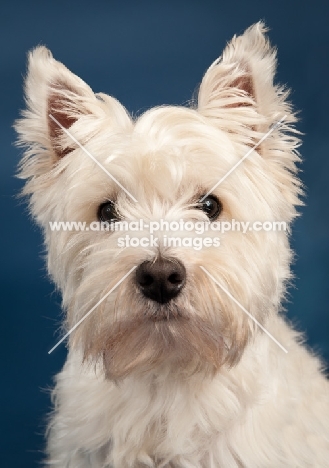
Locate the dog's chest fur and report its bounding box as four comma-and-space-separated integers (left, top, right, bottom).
48, 317, 329, 467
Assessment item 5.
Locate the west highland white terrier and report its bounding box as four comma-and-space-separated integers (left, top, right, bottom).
16, 23, 329, 467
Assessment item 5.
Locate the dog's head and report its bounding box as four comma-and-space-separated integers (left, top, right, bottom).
16, 23, 301, 379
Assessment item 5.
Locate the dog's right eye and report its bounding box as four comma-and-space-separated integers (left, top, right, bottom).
198, 195, 223, 221
98, 201, 119, 223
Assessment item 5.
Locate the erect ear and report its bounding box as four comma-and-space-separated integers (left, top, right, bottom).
16, 46, 106, 164
197, 22, 295, 138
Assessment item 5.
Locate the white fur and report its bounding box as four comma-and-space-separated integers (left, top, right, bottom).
16, 23, 329, 467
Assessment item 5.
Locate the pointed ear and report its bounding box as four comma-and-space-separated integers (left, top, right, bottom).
197, 22, 295, 136
15, 46, 104, 163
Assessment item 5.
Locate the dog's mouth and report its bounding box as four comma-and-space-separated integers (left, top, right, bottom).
147, 303, 184, 322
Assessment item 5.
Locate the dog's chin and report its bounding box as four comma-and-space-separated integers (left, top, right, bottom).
83, 303, 230, 381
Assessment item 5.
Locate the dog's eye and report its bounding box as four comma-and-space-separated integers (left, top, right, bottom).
198, 195, 222, 221
98, 201, 119, 223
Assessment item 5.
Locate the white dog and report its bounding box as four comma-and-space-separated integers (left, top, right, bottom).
16, 23, 329, 467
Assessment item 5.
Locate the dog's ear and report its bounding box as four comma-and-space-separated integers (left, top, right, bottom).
197, 22, 296, 138
198, 23, 301, 209
15, 46, 105, 165
16, 47, 132, 172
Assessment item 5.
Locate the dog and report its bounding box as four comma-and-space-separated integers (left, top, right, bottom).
16, 23, 329, 467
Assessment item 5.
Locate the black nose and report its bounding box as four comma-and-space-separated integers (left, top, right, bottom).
135, 258, 186, 304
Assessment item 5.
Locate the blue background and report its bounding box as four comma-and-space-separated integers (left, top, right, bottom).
1, 1, 328, 466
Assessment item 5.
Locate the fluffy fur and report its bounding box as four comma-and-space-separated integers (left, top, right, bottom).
16, 23, 329, 467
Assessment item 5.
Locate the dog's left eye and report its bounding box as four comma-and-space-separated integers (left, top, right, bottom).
98, 201, 119, 223
198, 195, 222, 221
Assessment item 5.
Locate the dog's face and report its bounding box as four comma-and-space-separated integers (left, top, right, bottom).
16, 23, 301, 379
